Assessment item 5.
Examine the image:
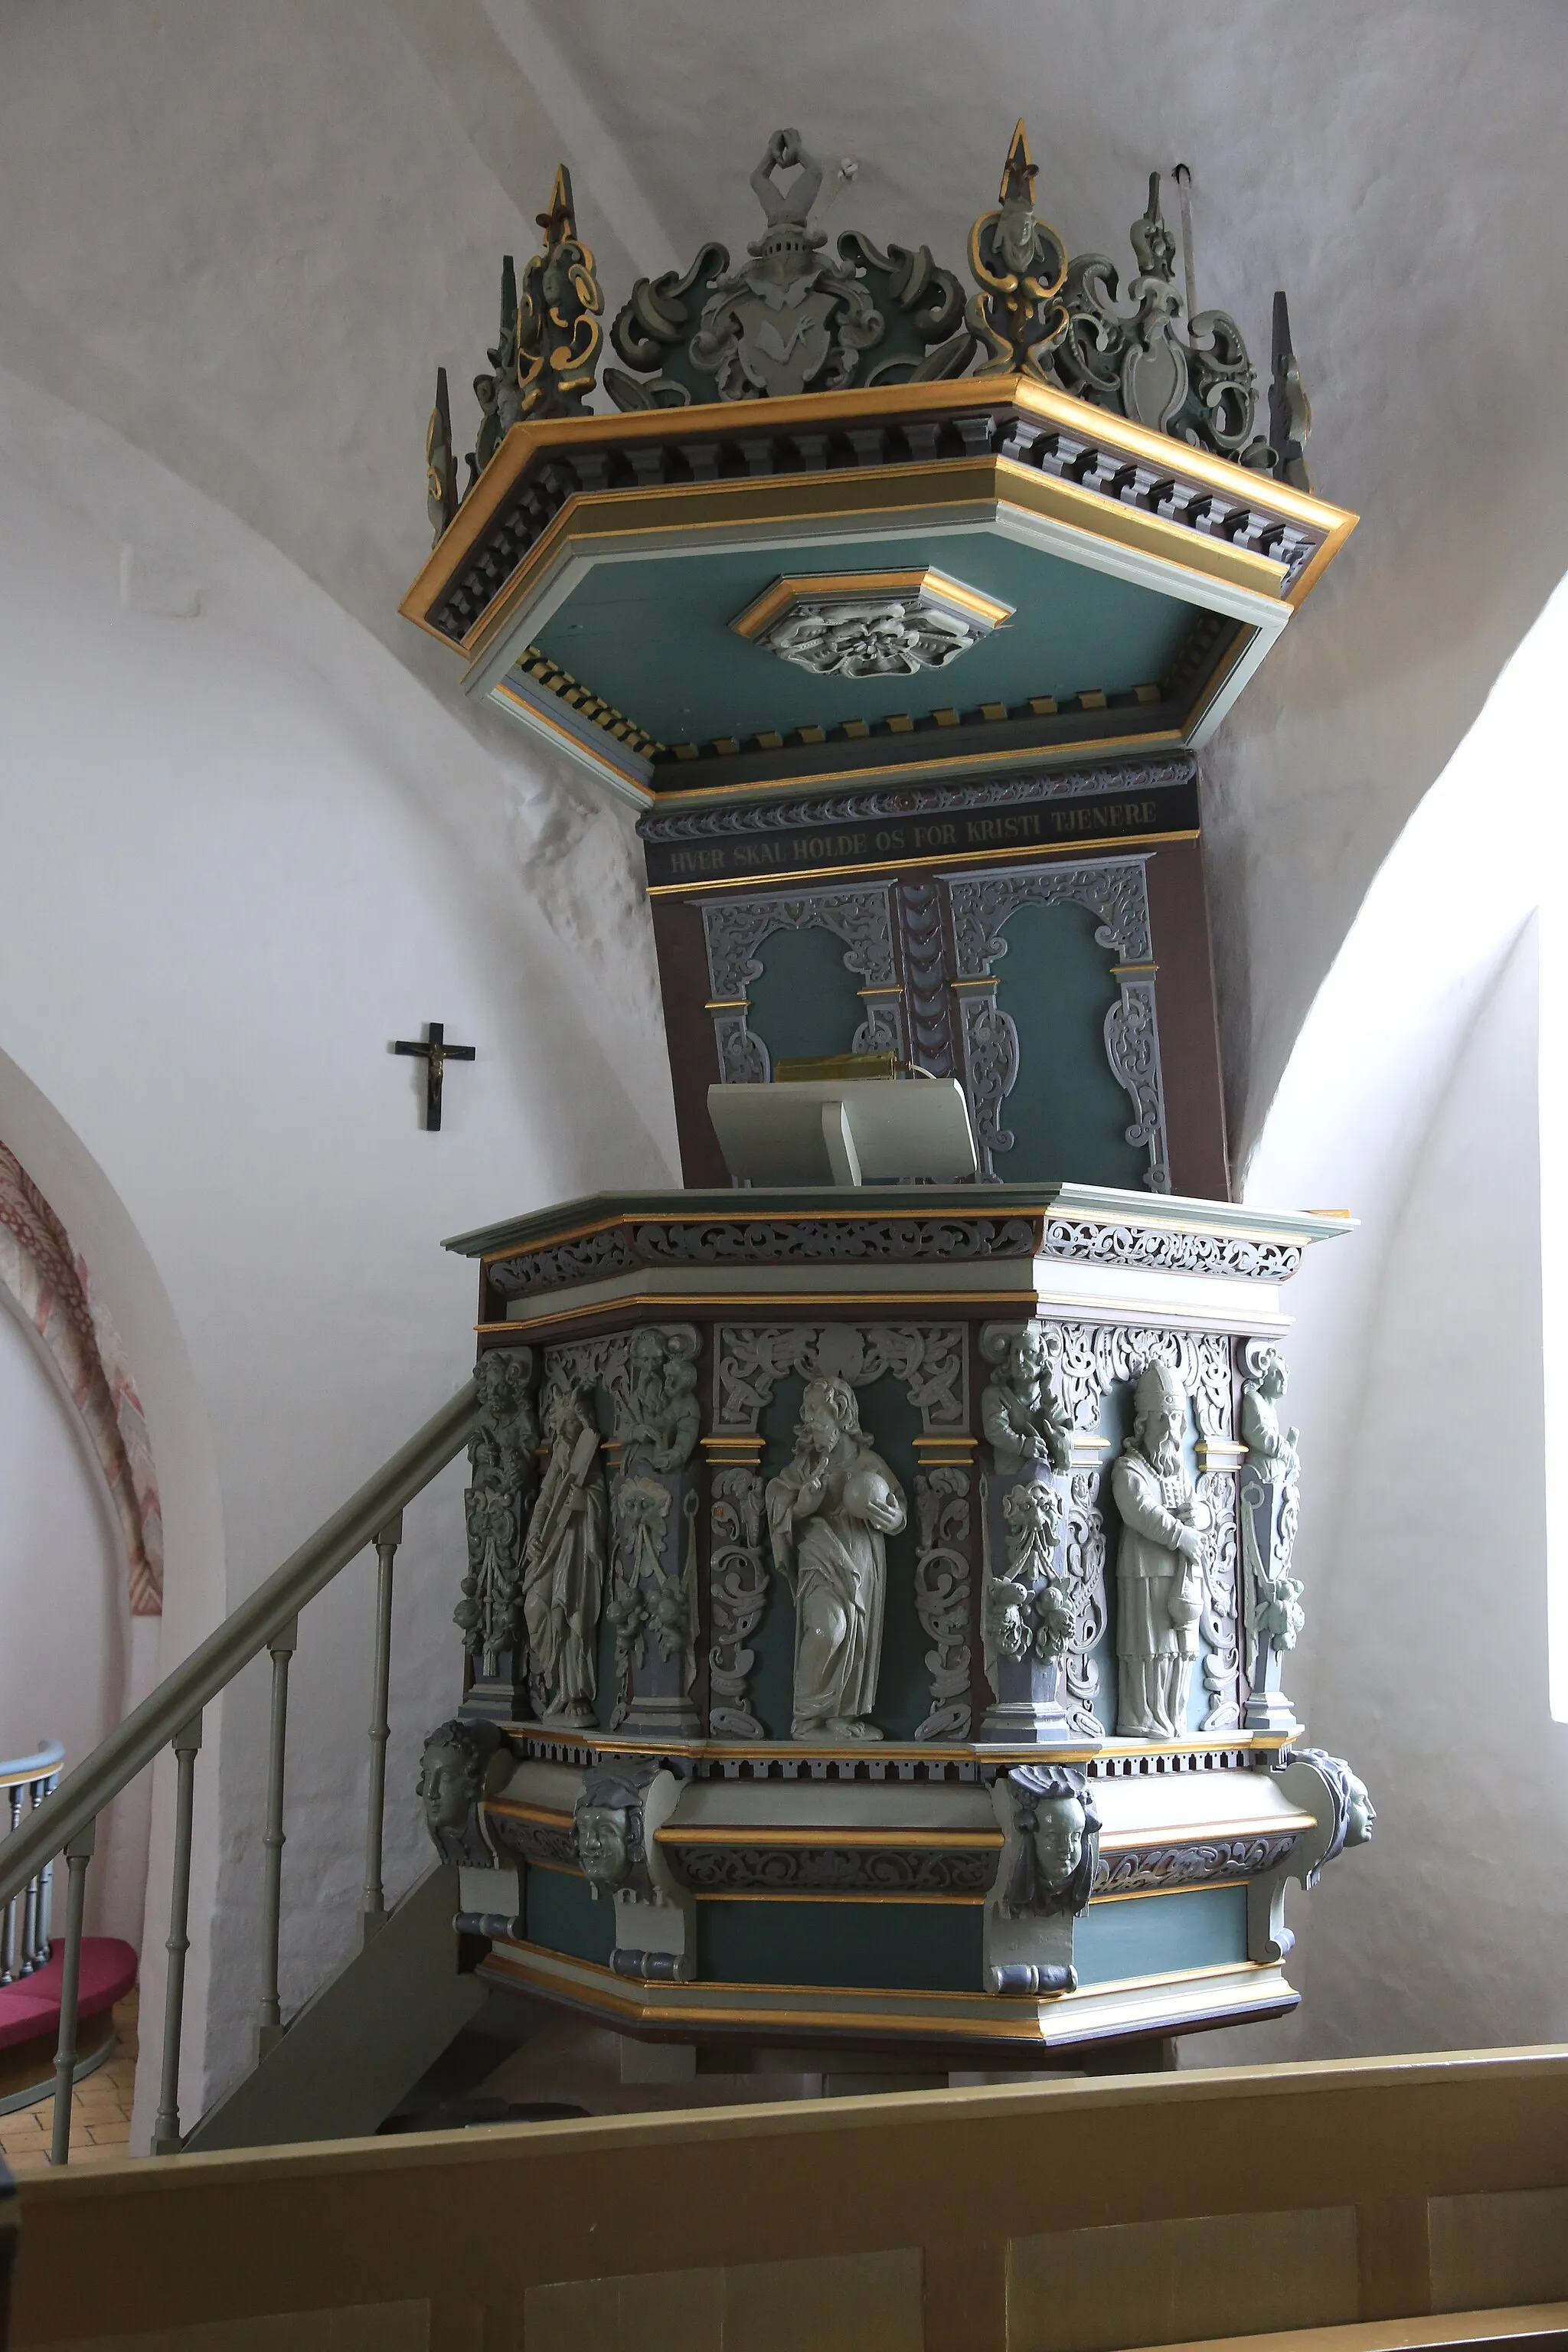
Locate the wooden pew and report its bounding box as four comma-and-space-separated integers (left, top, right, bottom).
11, 2047, 1568, 2351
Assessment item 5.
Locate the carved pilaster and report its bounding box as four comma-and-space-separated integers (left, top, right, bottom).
913, 1466, 972, 1740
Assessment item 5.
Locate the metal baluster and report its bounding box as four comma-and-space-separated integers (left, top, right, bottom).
256, 1617, 297, 2061
151, 1713, 202, 2156
34, 1772, 57, 1970
49, 1818, 96, 2166
359, 1513, 403, 1946
2, 1785, 21, 1984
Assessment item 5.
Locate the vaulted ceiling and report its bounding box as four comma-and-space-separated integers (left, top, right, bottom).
3, 0, 1563, 1162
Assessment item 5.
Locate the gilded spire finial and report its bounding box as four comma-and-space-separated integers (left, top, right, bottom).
965, 119, 1069, 378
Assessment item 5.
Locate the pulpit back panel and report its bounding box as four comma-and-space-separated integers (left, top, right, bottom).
648, 832, 1230, 1200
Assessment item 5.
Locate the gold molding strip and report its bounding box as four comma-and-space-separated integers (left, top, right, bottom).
493, 1723, 1291, 1765
455, 456, 1290, 675
1097, 1811, 1318, 1852
401, 371, 1355, 639
692, 1890, 985, 1905
655, 1826, 1001, 1850
729, 565, 1016, 642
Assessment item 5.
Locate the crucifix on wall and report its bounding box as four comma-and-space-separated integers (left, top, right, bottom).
393, 1021, 476, 1132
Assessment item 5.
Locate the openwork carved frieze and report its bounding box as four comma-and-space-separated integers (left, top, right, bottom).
665, 1842, 996, 1895
707, 1465, 768, 1740
639, 1217, 1035, 1269
1040, 1219, 1304, 1282
714, 1323, 968, 1434
1093, 1832, 1300, 1896
946, 859, 1169, 1191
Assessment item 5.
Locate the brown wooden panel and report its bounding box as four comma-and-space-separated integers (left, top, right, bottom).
650, 894, 727, 1187
1145, 838, 1231, 1203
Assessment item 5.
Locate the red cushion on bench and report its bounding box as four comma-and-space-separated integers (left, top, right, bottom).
0, 1939, 137, 2053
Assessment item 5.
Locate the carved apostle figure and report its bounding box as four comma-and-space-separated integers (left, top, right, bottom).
982, 1325, 1073, 1476
520, 1380, 609, 1727
1112, 1361, 1210, 1738
765, 1374, 906, 1740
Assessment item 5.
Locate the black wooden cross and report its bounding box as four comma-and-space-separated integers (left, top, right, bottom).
393, 1021, 476, 1132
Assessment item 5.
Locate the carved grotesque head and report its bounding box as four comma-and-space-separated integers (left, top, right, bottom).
1344, 1773, 1377, 1847
576, 1804, 632, 1896
1003, 1481, 1061, 1561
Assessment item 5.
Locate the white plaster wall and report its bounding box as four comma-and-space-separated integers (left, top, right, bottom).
0, 1296, 154, 1948
0, 367, 678, 2138
1184, 580, 1568, 2065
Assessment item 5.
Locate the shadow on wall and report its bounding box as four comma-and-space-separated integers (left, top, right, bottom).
1184, 569, 1568, 2068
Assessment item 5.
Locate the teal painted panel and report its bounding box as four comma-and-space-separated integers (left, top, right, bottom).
524, 1864, 616, 1967
1076, 1885, 1247, 1985
699, 1898, 982, 1991
750, 1368, 929, 1742
991, 900, 1148, 1189
745, 926, 867, 1070
534, 531, 1198, 746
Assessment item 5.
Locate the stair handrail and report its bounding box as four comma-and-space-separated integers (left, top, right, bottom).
0, 1740, 65, 1790
0, 1374, 479, 2162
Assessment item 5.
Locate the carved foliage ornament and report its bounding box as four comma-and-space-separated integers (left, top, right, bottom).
456, 1349, 538, 1677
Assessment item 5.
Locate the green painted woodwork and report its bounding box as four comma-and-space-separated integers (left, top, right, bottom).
991, 900, 1148, 1190
1076, 1884, 1248, 1984
697, 1895, 982, 1992
750, 1370, 929, 1743
533, 531, 1198, 748
745, 926, 867, 1071
524, 1863, 616, 1968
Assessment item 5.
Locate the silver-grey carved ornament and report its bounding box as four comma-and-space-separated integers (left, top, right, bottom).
1048, 172, 1271, 469
454, 1350, 539, 1690
757, 598, 978, 679
981, 1322, 1074, 1476
764, 1374, 907, 1741
1239, 1344, 1304, 1733
986, 1762, 1099, 1995
1112, 1360, 1210, 1740
573, 1763, 658, 1903
417, 1717, 502, 1871
519, 1378, 608, 1729
605, 129, 969, 410
606, 1328, 702, 1739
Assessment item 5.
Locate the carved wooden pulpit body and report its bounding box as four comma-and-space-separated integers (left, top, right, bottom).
405, 125, 1370, 2063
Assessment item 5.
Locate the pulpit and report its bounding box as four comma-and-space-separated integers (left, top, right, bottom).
405, 119, 1370, 2063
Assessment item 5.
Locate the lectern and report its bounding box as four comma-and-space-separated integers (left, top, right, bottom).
407, 122, 1370, 2063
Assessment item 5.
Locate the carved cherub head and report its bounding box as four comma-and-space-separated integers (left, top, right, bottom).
416, 1719, 498, 1834
1004, 1763, 1099, 1917
1344, 1772, 1377, 1847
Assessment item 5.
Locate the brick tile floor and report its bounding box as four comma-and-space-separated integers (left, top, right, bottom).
0, 1990, 139, 2171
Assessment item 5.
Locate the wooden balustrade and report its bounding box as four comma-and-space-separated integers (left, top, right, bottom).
9, 2043, 1568, 2350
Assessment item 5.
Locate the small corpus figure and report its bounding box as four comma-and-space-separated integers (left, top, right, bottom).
766, 1374, 907, 1740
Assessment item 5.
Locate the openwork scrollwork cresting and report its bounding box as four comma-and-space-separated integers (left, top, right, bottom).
1093, 1833, 1299, 1896
714, 1325, 968, 1434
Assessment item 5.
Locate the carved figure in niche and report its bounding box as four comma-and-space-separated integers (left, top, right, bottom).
455, 1349, 538, 1681
573, 1765, 655, 1901
520, 1380, 608, 1727
1112, 1361, 1210, 1738
765, 1374, 906, 1740
1239, 1345, 1303, 1740
985, 1482, 1074, 1674
1001, 1763, 1099, 1916
416, 1717, 500, 1868
619, 1328, 700, 1473
981, 1324, 1073, 1476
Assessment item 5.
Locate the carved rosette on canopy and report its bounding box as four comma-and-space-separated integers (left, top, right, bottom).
420, 1181, 1371, 2057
